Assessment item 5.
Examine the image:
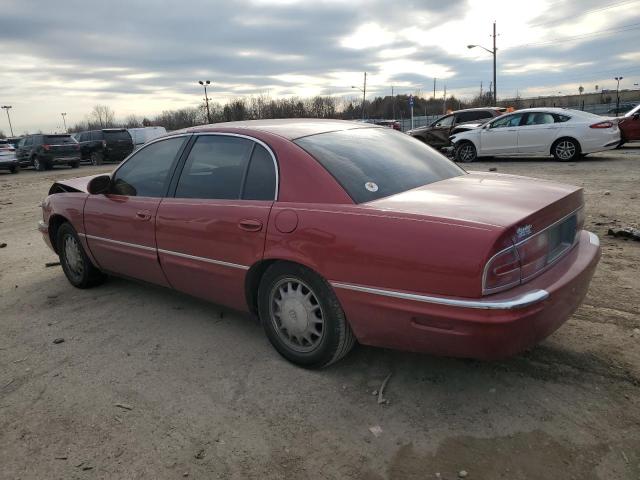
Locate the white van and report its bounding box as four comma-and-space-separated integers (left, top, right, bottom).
127, 126, 167, 150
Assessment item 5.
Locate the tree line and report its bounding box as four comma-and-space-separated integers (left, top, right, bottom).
66, 92, 492, 133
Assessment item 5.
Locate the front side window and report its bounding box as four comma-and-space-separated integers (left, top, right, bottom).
434, 115, 454, 127
175, 135, 254, 199
44, 135, 76, 144
490, 113, 524, 129
104, 130, 132, 142
111, 137, 186, 197
90, 131, 103, 141
294, 127, 465, 203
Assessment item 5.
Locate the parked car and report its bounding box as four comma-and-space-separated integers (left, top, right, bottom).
39, 119, 600, 368
0, 139, 19, 173
16, 134, 80, 170
451, 108, 621, 162
618, 103, 640, 144
128, 126, 168, 150
371, 119, 401, 130
75, 128, 134, 165
407, 107, 506, 149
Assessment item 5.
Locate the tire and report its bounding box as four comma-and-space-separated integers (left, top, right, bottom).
33, 156, 45, 171
90, 152, 104, 166
552, 138, 580, 162
70, 161, 80, 168
10, 166, 18, 174
257, 262, 356, 368
56, 223, 105, 289
454, 141, 477, 163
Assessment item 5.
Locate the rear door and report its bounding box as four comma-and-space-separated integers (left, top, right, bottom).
43, 135, 79, 160
84, 135, 189, 286
479, 113, 524, 154
104, 130, 134, 160
156, 133, 277, 311
517, 112, 560, 153
425, 115, 454, 147
16, 136, 31, 163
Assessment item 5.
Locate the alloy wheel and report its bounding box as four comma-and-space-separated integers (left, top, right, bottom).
555, 140, 576, 160
458, 143, 476, 162
269, 277, 325, 353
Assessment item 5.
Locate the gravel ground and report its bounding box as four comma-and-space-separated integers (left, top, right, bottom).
1, 148, 639, 480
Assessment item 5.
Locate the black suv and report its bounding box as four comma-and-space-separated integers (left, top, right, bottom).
75, 128, 134, 165
16, 134, 81, 170
407, 107, 506, 149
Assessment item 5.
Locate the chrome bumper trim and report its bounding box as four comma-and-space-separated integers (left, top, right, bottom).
157, 248, 249, 270
330, 282, 549, 310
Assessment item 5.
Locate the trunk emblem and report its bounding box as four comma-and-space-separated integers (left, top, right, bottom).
365, 182, 379, 192
516, 224, 533, 239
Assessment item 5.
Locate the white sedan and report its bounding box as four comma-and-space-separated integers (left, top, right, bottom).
450, 108, 620, 162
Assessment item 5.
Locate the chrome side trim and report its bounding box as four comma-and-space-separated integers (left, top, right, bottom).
587, 231, 600, 246
157, 248, 249, 270
330, 281, 549, 310
83, 233, 157, 252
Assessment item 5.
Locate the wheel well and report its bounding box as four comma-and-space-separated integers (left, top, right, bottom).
244, 259, 320, 314
551, 136, 581, 155
47, 214, 69, 254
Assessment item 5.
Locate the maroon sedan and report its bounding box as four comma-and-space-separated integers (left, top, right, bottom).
619, 103, 640, 144
38, 119, 601, 368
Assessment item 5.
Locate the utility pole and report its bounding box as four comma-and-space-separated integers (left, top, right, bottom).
480, 81, 483, 105
433, 78, 436, 99
443, 85, 447, 114
61, 112, 67, 132
198, 80, 212, 123
614, 76, 623, 113
351, 72, 367, 120
391, 85, 396, 120
493, 21, 497, 104
1, 106, 14, 137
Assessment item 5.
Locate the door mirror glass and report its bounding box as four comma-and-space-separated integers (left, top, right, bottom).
87, 175, 112, 194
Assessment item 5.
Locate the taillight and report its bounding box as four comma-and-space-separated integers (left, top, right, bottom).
590, 121, 613, 128
483, 246, 521, 294
43, 144, 51, 151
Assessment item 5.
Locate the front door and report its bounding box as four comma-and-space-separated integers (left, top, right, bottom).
426, 114, 454, 148
479, 113, 524, 155
156, 134, 277, 312
517, 112, 559, 154
83, 135, 189, 286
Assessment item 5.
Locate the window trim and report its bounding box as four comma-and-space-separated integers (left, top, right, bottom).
169, 132, 279, 201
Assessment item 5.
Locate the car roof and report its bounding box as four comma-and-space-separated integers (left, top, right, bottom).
450, 107, 505, 113
181, 118, 378, 140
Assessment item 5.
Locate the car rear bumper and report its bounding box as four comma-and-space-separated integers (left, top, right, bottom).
0, 158, 18, 169
581, 130, 621, 154
332, 230, 601, 360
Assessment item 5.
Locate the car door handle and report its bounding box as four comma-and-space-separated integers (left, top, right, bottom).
135, 210, 152, 221
238, 219, 263, 232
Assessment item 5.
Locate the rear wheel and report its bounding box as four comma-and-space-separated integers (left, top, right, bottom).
10, 166, 18, 174
552, 138, 580, 162
258, 262, 355, 368
57, 223, 105, 288
455, 141, 477, 163
90, 152, 104, 166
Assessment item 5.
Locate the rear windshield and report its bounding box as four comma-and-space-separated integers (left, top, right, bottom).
44, 135, 76, 144
294, 127, 465, 203
104, 130, 132, 142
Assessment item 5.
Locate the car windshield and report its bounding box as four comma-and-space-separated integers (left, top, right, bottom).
294, 127, 465, 203
43, 135, 76, 144
104, 130, 132, 141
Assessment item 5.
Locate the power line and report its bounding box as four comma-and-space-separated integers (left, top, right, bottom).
527, 0, 640, 28
505, 22, 640, 49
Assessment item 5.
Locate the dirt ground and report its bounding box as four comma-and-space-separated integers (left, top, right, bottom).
1, 148, 639, 480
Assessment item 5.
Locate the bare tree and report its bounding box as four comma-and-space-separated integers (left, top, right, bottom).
123, 114, 142, 128
90, 105, 116, 128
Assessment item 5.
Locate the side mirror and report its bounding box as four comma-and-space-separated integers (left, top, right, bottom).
633, 113, 639, 120
87, 174, 111, 195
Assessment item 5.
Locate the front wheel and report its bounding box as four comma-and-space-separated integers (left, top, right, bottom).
33, 157, 45, 171
90, 152, 104, 166
552, 138, 580, 162
57, 223, 105, 288
258, 262, 356, 368
454, 141, 477, 163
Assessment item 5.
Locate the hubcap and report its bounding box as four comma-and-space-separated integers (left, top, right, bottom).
459, 144, 475, 162
34, 158, 40, 169
64, 235, 84, 277
556, 141, 575, 160
269, 278, 324, 353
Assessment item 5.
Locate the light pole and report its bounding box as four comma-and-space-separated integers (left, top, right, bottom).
468, 21, 497, 104
198, 80, 212, 124
61, 112, 67, 132
614, 76, 623, 113
351, 72, 367, 120
1, 105, 14, 137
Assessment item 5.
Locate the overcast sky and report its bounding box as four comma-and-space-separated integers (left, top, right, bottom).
1, 0, 639, 133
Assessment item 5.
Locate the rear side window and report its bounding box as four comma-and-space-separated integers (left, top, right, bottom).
44, 135, 76, 144
554, 114, 571, 123
111, 137, 186, 197
242, 144, 276, 200
104, 130, 132, 142
294, 128, 464, 203
90, 131, 103, 141
175, 135, 253, 200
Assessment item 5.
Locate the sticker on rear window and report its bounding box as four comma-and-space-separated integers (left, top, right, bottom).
365, 182, 378, 192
